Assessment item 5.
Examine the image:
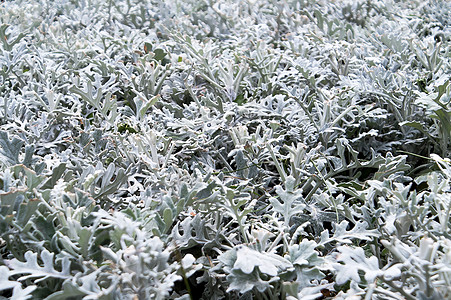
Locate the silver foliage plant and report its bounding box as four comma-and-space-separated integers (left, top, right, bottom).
0, 0, 450, 299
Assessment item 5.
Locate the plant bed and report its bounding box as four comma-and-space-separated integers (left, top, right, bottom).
0, 0, 450, 299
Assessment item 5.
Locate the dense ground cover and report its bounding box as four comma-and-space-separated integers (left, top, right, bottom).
0, 0, 450, 299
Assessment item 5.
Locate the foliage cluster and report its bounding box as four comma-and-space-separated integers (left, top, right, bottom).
0, 0, 450, 299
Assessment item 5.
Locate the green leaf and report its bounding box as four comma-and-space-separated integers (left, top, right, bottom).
373, 154, 410, 181
0, 24, 25, 51
144, 42, 152, 54
163, 207, 173, 233
34, 215, 56, 241
153, 48, 167, 61
41, 163, 67, 190
0, 131, 24, 166
399, 121, 426, 132
12, 165, 44, 190
226, 269, 272, 293
16, 199, 40, 227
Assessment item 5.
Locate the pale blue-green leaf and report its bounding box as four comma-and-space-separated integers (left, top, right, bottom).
5, 250, 70, 282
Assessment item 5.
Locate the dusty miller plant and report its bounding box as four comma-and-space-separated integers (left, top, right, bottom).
0, 0, 450, 299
